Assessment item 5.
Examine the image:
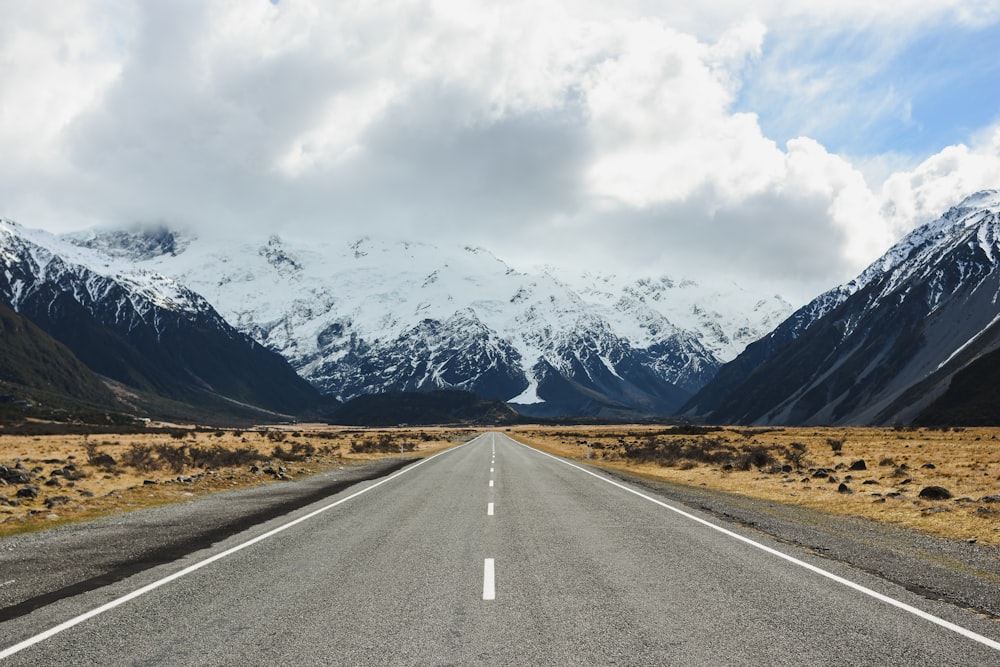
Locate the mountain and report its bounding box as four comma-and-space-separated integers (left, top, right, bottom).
684, 191, 1000, 425
913, 348, 1000, 426
0, 300, 121, 411
0, 219, 319, 419
69, 229, 791, 418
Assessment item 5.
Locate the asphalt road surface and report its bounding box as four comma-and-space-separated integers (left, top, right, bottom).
2, 432, 999, 665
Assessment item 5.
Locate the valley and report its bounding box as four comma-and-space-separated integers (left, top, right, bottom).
2, 423, 998, 547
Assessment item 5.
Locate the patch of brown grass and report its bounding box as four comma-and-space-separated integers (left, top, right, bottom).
0, 424, 470, 536
505, 425, 1000, 546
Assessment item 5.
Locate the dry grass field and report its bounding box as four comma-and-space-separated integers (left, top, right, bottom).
4, 422, 999, 546
0, 424, 472, 536
506, 425, 1000, 546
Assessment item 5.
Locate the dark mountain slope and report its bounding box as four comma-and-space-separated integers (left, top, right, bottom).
684, 191, 1000, 426
0, 220, 319, 416
0, 301, 117, 407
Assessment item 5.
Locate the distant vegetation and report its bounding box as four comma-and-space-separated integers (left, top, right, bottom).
310, 390, 522, 427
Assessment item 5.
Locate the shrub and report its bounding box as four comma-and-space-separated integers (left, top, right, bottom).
189, 445, 263, 468
784, 442, 808, 469
272, 442, 316, 461
121, 443, 159, 472
155, 444, 190, 473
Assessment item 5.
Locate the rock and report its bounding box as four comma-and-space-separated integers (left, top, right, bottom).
848, 460, 867, 471
812, 469, 831, 478
143, 479, 158, 485
0, 467, 32, 484
873, 497, 886, 504
43, 478, 62, 487
77, 490, 94, 498
827, 475, 839, 484
919, 486, 953, 500
974, 506, 996, 516
15, 486, 38, 499
176, 475, 193, 483
862, 479, 879, 485
980, 495, 1000, 503
44, 495, 72, 508
90, 453, 116, 467
837, 483, 853, 494
899, 478, 913, 485
921, 506, 951, 514
921, 463, 936, 469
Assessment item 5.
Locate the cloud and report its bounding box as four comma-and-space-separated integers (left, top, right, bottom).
879, 125, 1000, 232
1, 0, 999, 307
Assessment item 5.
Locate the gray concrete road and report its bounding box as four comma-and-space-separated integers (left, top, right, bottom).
1, 432, 999, 665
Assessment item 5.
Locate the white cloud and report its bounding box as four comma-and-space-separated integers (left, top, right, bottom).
0, 3, 125, 168
879, 125, 1000, 233
0, 0, 999, 308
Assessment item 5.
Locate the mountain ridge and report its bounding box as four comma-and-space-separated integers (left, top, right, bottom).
70, 228, 792, 418
0, 219, 320, 420
684, 190, 1000, 426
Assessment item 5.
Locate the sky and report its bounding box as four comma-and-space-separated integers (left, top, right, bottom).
2, 1, 1000, 305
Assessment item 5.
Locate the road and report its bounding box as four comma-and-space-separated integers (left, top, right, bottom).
2, 432, 999, 665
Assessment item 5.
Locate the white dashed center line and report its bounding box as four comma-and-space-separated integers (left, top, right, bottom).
487, 502, 494, 516
483, 558, 495, 600
489, 480, 494, 487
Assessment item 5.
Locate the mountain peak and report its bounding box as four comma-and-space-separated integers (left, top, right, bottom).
64, 225, 190, 261
955, 189, 1000, 212
685, 189, 1000, 425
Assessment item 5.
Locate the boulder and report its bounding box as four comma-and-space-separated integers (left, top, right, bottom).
918, 486, 953, 501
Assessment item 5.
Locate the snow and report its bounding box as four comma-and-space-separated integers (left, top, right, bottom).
509, 382, 544, 405
0, 218, 209, 315
48, 228, 789, 397
934, 311, 1000, 372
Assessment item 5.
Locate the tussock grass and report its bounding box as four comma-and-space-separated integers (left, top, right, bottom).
506, 425, 1000, 546
0, 424, 469, 535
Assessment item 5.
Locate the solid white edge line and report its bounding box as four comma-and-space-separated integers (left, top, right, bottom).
505, 433, 1000, 653
483, 558, 496, 600
0, 435, 484, 660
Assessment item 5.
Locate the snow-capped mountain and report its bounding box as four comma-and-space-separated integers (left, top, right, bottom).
0, 219, 318, 415
685, 190, 1000, 425
67, 228, 792, 417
